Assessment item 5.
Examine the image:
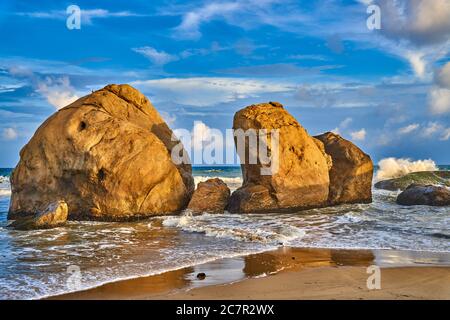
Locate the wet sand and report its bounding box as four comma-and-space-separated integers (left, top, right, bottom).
52, 248, 450, 300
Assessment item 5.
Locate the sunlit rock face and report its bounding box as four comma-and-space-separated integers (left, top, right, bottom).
9, 84, 194, 221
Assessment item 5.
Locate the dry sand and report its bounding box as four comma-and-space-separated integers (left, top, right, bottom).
53, 248, 450, 300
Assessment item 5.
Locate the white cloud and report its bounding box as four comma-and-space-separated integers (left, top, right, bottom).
17, 9, 145, 24
428, 87, 450, 114
340, 117, 353, 128
421, 122, 443, 138
2, 127, 18, 140
398, 123, 420, 135
132, 47, 178, 66
160, 111, 177, 126
331, 117, 353, 135
131, 77, 292, 107
378, 0, 450, 46
350, 128, 366, 141
406, 51, 427, 79
435, 62, 450, 88
37, 77, 79, 109
441, 128, 450, 141
173, 2, 242, 40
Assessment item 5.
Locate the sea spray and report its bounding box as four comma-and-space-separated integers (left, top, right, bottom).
376, 158, 438, 181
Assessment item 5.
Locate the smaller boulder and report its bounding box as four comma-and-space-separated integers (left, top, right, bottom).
10, 200, 68, 230
314, 132, 373, 205
375, 171, 450, 191
396, 184, 450, 206
187, 178, 230, 214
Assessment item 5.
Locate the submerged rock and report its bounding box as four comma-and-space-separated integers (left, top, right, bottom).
9, 84, 194, 221
187, 178, 230, 214
10, 200, 68, 230
228, 102, 330, 213
314, 132, 373, 205
375, 171, 450, 191
396, 184, 450, 206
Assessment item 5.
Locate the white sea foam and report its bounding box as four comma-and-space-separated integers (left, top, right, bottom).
161, 213, 306, 245
376, 157, 438, 181
194, 175, 242, 186
0, 175, 9, 183
0, 189, 11, 197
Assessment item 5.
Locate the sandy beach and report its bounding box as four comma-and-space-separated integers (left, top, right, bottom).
53, 248, 450, 300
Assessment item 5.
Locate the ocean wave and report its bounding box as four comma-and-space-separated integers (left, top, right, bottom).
161, 213, 306, 245
0, 175, 10, 183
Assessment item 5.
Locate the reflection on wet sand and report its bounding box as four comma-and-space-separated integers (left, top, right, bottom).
52, 248, 383, 300
243, 248, 375, 277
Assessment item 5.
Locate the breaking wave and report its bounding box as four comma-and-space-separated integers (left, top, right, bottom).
376, 158, 438, 181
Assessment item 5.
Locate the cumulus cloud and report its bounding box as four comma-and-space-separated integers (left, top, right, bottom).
350, 128, 366, 141
435, 62, 450, 88
131, 77, 292, 107
428, 86, 450, 114
398, 123, 420, 135
2, 127, 18, 140
376, 157, 438, 180
37, 77, 79, 109
378, 0, 450, 46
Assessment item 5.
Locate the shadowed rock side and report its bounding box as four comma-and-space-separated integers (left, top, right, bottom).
187, 178, 230, 214
9, 84, 194, 221
314, 132, 373, 205
375, 171, 450, 191
396, 184, 450, 206
228, 102, 330, 213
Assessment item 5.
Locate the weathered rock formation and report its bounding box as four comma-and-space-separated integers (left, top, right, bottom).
314, 132, 373, 205
375, 171, 450, 191
396, 184, 450, 206
228, 102, 330, 213
10, 200, 68, 230
187, 178, 230, 214
9, 84, 194, 221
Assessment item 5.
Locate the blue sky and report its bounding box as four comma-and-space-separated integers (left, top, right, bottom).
0, 0, 450, 167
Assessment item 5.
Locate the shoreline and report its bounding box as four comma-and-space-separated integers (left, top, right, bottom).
51, 247, 450, 300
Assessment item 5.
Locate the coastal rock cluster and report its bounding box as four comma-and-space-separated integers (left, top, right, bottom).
375, 171, 450, 206
9, 84, 375, 229
228, 102, 373, 213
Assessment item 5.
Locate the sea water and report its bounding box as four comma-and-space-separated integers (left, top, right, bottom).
0, 166, 449, 299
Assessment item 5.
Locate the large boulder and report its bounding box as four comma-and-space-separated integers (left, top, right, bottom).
228, 102, 330, 213
9, 84, 194, 221
375, 171, 450, 191
187, 178, 230, 214
314, 132, 373, 205
396, 184, 450, 206
10, 200, 68, 230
